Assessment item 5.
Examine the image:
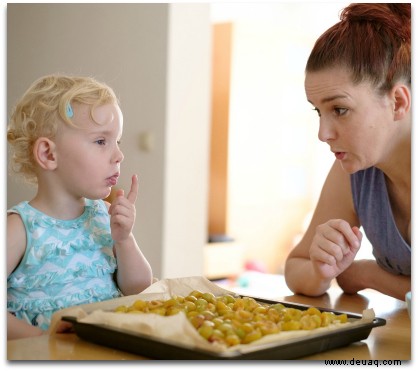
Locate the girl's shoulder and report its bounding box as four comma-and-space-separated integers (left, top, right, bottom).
7, 201, 30, 215
7, 208, 28, 277
7, 201, 33, 232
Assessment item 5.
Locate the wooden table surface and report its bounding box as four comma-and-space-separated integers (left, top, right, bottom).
7, 276, 411, 361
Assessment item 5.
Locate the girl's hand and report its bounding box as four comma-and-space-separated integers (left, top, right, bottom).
309, 219, 362, 280
55, 320, 75, 334
108, 175, 138, 244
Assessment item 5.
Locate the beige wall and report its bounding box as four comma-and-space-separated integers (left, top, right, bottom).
7, 3, 211, 279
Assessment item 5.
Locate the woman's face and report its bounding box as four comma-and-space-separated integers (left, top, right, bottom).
305, 67, 397, 174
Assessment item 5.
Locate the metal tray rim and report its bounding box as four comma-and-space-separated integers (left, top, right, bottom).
61, 298, 386, 360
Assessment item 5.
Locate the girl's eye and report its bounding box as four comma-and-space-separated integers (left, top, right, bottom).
95, 139, 106, 146
334, 107, 348, 116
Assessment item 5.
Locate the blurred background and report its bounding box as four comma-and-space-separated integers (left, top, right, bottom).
7, 2, 372, 282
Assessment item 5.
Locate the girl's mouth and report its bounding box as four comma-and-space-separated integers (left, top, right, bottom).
106, 174, 119, 186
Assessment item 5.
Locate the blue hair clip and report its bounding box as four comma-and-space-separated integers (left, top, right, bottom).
66, 102, 74, 118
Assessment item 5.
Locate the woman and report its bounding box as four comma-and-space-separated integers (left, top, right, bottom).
284, 3, 411, 301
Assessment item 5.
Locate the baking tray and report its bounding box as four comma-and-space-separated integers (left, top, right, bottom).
61, 297, 386, 360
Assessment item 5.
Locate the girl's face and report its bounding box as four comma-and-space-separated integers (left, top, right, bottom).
305, 67, 397, 174
54, 102, 124, 200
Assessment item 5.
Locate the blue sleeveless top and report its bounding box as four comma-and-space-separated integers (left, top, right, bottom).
351, 167, 411, 275
7, 199, 121, 330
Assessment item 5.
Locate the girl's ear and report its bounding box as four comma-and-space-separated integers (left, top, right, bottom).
33, 137, 58, 170
392, 84, 411, 121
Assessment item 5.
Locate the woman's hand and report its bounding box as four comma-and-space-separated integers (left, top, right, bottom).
108, 175, 138, 244
309, 219, 362, 280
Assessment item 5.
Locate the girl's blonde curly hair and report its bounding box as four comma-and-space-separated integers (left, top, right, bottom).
7, 74, 119, 184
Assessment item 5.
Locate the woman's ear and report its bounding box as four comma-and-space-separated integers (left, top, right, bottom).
33, 137, 58, 170
392, 84, 411, 121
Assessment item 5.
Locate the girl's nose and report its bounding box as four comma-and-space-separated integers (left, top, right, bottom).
114, 146, 124, 163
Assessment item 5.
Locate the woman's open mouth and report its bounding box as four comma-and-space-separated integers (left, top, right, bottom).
335, 152, 346, 160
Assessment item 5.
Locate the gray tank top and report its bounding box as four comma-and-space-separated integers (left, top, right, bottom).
351, 167, 411, 275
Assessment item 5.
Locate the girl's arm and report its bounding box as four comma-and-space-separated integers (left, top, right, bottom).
7, 312, 45, 340
285, 161, 361, 296
7, 213, 44, 339
108, 175, 153, 295
113, 234, 153, 295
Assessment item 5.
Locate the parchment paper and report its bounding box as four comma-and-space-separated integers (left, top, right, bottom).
50, 276, 375, 355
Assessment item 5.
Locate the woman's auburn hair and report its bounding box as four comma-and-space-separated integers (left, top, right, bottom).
306, 3, 411, 92
7, 74, 118, 184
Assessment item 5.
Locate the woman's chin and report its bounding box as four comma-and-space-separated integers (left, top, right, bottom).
339, 160, 362, 175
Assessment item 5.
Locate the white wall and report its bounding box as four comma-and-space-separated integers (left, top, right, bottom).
211, 3, 348, 272
7, 3, 211, 279
162, 5, 211, 276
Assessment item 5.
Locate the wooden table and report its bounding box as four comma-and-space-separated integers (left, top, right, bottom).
7, 277, 411, 361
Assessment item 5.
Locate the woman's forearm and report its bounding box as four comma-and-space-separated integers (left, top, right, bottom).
285, 257, 333, 297
337, 259, 411, 301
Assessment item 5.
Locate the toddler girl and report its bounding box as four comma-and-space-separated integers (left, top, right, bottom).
7, 74, 153, 339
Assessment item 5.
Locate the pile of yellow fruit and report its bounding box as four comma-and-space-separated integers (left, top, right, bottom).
114, 290, 348, 347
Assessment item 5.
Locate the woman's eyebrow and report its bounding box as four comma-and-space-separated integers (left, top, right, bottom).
320, 94, 348, 103
308, 94, 349, 106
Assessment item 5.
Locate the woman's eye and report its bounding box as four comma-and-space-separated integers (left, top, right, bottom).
334, 107, 348, 116
312, 108, 321, 117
